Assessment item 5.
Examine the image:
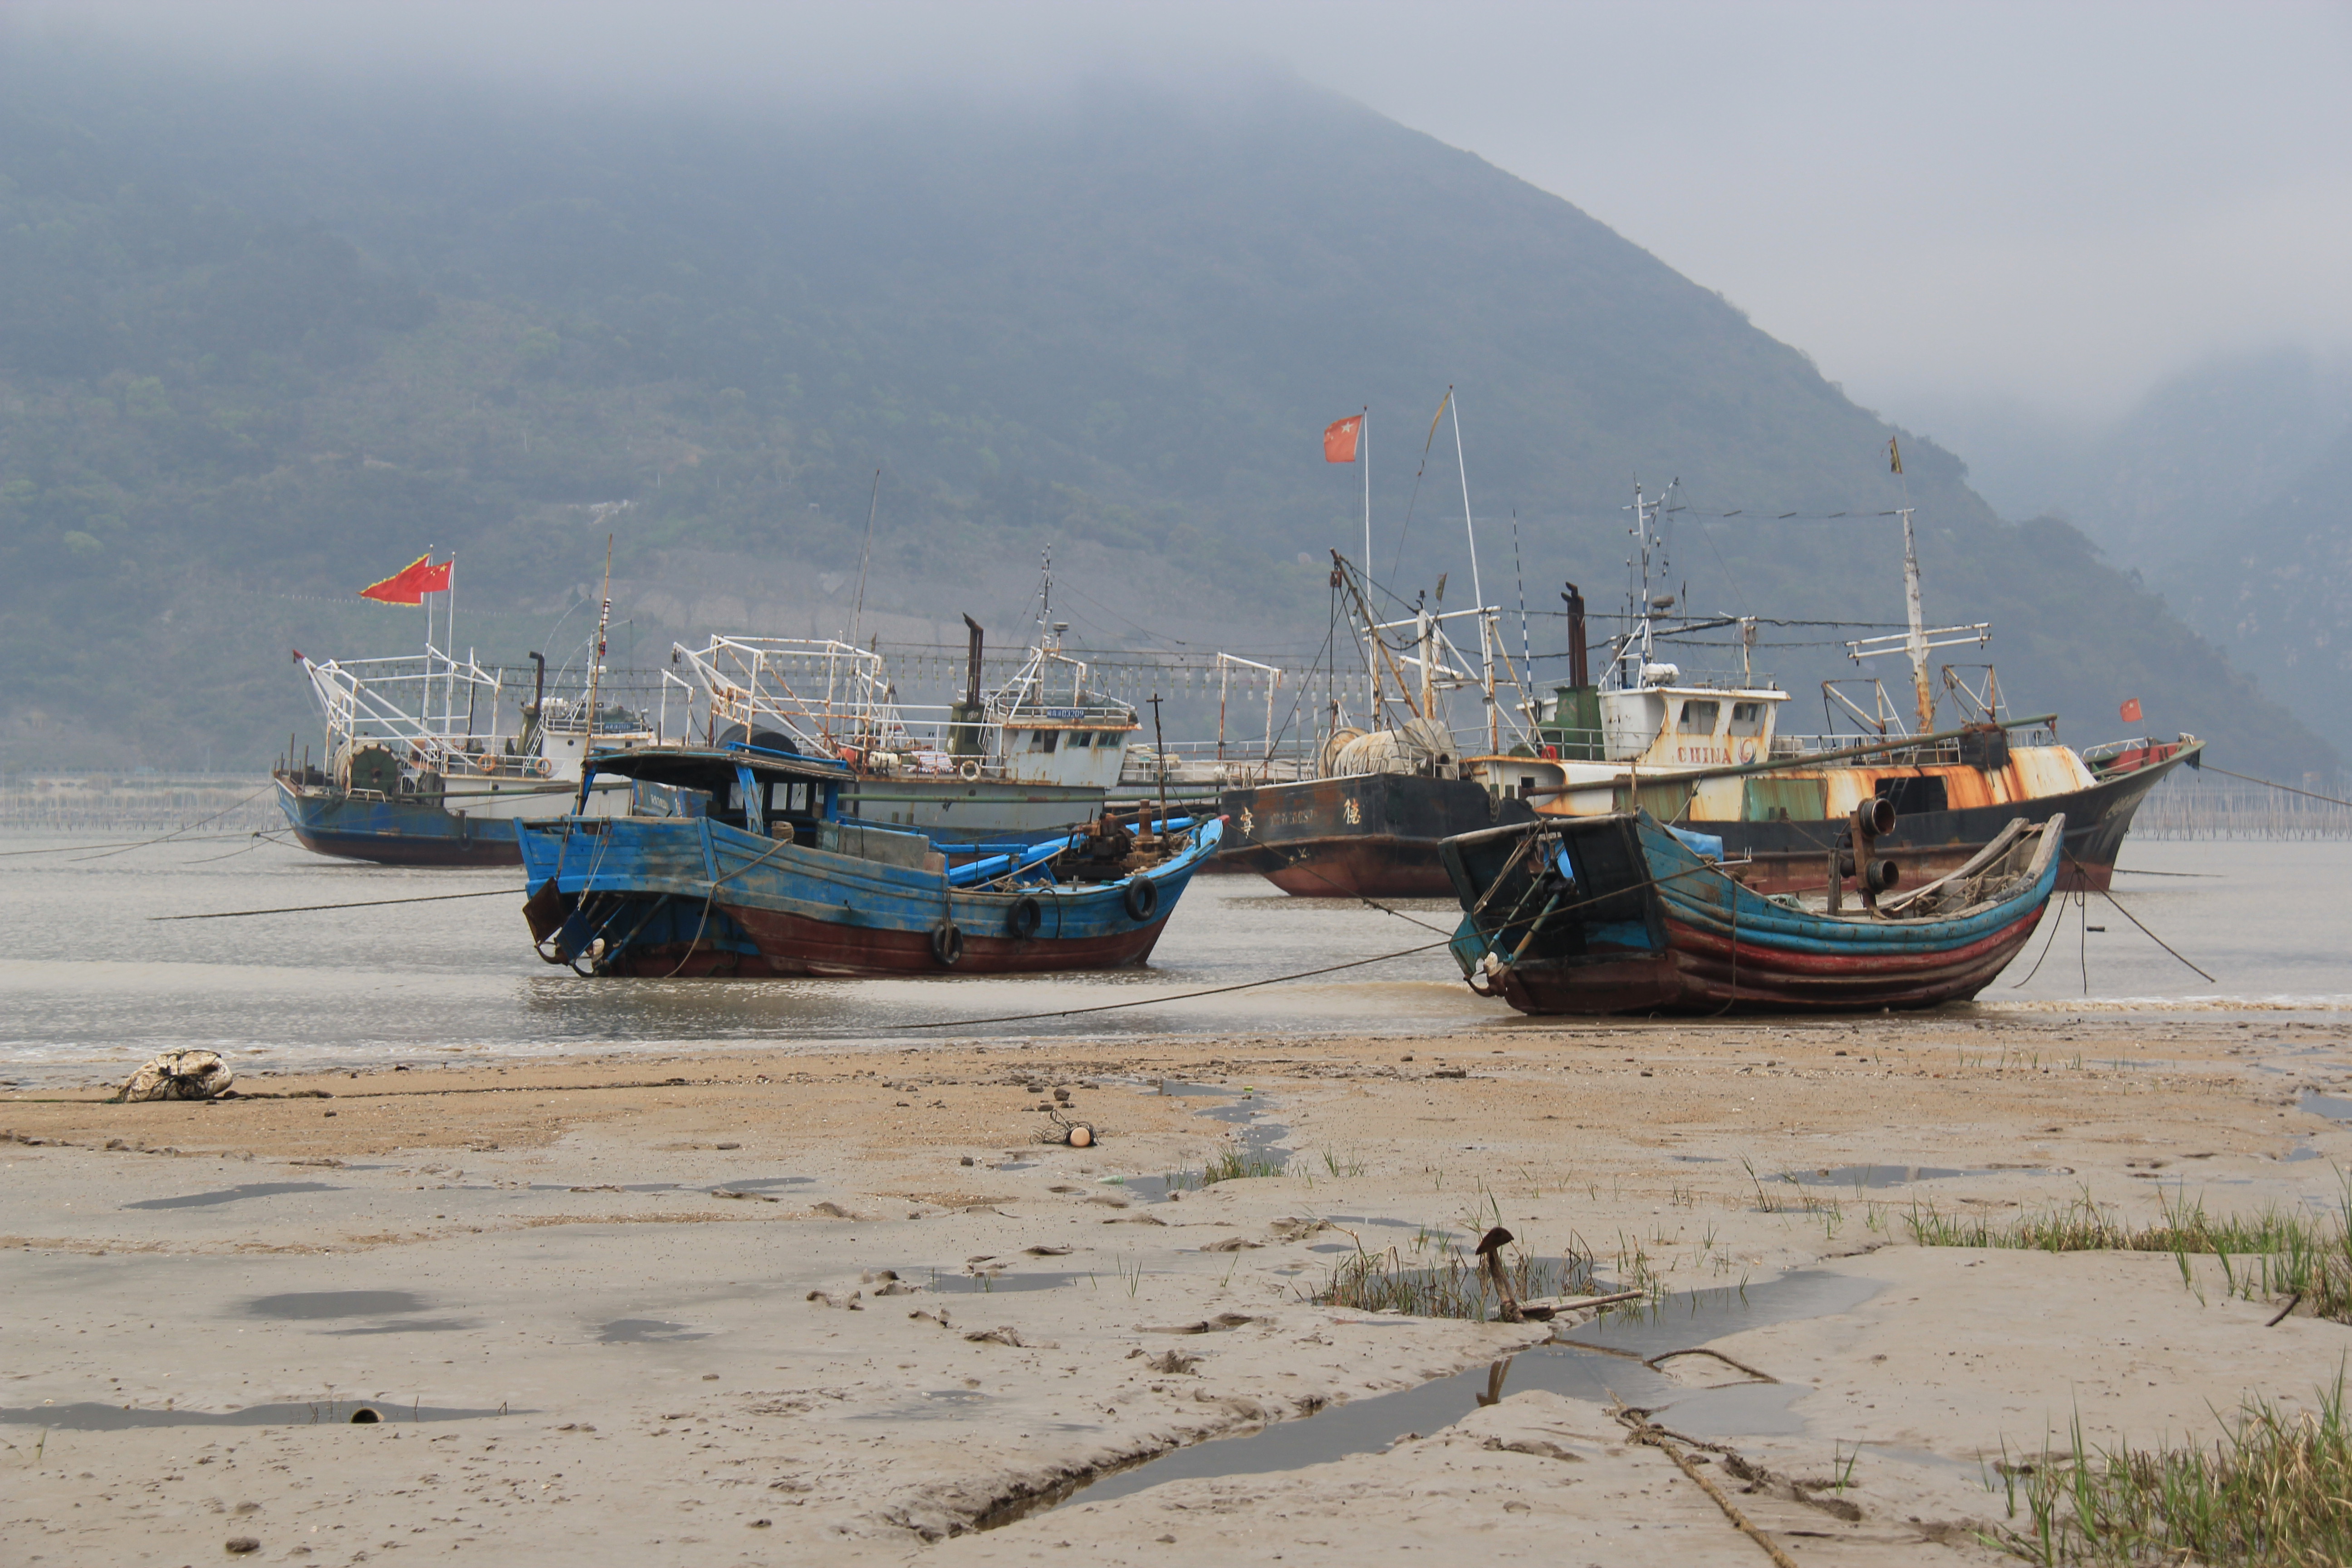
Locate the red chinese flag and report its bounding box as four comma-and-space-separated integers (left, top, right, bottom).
1323, 414, 1362, 464
2119, 697, 2143, 725
358, 555, 454, 604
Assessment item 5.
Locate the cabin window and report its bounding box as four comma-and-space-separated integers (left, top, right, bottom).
1676, 700, 1720, 733
1728, 701, 1766, 735
1035, 729, 1059, 753
1066, 731, 1093, 749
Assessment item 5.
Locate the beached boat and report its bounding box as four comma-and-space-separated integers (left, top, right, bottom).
516, 742, 1219, 977
1439, 805, 2063, 1015
1478, 483, 2195, 894
1235, 475, 2193, 898
673, 611, 1140, 851
273, 649, 653, 866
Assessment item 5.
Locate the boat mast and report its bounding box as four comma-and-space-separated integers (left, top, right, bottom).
1900, 507, 1934, 733
1447, 390, 1496, 752
584, 534, 613, 756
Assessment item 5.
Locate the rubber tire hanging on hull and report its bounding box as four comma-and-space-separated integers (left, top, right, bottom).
931, 922, 965, 967
1008, 895, 1044, 939
1122, 877, 1159, 922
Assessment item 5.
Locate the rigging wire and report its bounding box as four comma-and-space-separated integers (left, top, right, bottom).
1387, 389, 1451, 585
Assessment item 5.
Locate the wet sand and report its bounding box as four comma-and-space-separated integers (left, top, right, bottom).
6, 1011, 2351, 1565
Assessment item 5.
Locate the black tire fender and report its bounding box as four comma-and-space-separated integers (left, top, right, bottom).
1122, 877, 1159, 922
1008, 895, 1044, 939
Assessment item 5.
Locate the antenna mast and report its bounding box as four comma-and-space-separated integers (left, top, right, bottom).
1447, 391, 1496, 752
849, 466, 881, 650
1900, 507, 1934, 733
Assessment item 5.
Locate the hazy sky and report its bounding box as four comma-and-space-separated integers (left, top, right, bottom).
28, 0, 2352, 430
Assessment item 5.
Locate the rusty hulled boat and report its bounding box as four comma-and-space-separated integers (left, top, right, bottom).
1487, 486, 2197, 894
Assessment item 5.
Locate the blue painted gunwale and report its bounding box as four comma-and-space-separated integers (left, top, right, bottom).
1639, 815, 2061, 956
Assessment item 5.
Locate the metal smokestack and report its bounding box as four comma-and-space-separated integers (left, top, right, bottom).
1562, 583, 1588, 689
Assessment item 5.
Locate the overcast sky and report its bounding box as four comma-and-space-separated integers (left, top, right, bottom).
28, 0, 2352, 432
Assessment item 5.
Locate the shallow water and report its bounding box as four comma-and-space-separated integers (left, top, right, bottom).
1062, 1270, 1883, 1511
1, 834, 2343, 1082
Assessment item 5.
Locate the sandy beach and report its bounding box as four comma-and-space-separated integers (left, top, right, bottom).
8, 1010, 2350, 1565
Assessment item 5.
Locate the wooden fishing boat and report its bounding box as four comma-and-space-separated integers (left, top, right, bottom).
1439, 805, 2063, 1015
516, 744, 1219, 978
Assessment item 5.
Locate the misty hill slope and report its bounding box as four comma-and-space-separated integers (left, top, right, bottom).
1948, 349, 2352, 571
2167, 424, 2352, 735
0, 39, 2332, 774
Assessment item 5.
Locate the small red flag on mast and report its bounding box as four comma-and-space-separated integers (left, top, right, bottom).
2119, 697, 2143, 724
358, 555, 453, 604
1323, 414, 1362, 464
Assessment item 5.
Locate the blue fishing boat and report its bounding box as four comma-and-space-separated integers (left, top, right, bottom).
1440, 804, 2063, 1014
517, 743, 1220, 977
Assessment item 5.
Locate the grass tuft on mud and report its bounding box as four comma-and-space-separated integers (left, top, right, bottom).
1308, 1223, 1600, 1321
1907, 1180, 2352, 1324
1995, 1378, 2352, 1566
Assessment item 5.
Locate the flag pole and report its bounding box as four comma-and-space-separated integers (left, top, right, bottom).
447, 555, 458, 738
1360, 406, 1373, 705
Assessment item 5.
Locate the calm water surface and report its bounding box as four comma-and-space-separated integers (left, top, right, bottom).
1, 833, 2343, 1084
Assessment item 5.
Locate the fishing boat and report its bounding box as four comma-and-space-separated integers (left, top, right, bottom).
272, 649, 656, 866
672, 608, 1141, 851
1439, 803, 2064, 1015
515, 741, 1219, 977
1217, 550, 1536, 897
1486, 484, 2199, 893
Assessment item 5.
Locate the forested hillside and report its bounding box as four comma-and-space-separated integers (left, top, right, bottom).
0, 38, 2332, 774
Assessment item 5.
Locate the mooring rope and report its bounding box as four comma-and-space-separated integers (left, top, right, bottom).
887, 936, 1459, 1030
2198, 764, 2352, 810
151, 886, 523, 921
68, 785, 276, 862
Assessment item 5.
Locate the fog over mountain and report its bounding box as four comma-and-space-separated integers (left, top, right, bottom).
0, 32, 2336, 775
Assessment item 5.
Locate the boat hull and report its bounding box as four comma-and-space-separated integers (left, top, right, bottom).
1689, 745, 2192, 896
1217, 774, 1521, 897
516, 813, 1217, 979
273, 777, 523, 867
1488, 908, 2047, 1015
273, 773, 641, 868
833, 776, 1106, 847
1442, 812, 2061, 1017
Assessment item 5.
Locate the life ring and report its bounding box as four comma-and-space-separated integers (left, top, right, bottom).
1008, 895, 1044, 939
1122, 877, 1159, 922
931, 922, 965, 967
959, 760, 982, 782
475, 753, 500, 775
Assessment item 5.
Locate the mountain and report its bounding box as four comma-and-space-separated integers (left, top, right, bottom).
2166, 424, 2352, 740
0, 37, 2335, 777
1919, 349, 2352, 572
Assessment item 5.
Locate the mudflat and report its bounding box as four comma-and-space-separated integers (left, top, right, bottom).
5, 1012, 2347, 1566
